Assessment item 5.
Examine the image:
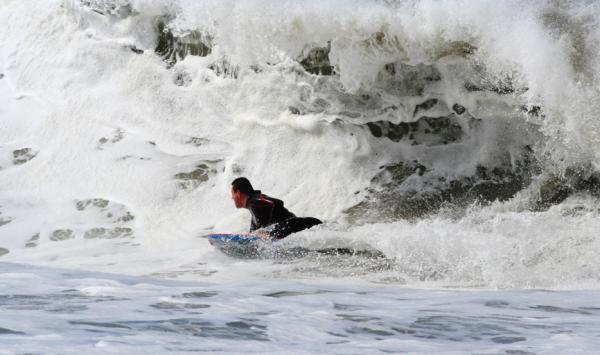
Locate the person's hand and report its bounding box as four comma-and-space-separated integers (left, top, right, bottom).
251, 230, 270, 239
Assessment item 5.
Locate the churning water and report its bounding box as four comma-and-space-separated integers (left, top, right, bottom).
2, 0, 600, 353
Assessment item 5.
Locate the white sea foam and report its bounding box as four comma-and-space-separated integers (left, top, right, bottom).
4, 1, 600, 352
1, 0, 600, 290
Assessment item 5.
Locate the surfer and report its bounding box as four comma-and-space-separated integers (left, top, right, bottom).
231, 177, 322, 239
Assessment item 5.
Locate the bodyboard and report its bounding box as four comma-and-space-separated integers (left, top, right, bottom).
207, 232, 385, 259
207, 234, 266, 258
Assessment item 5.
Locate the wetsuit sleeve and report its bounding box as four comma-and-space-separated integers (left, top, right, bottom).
250, 218, 259, 232
247, 196, 275, 231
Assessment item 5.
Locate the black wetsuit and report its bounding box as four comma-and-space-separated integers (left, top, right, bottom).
246, 191, 322, 239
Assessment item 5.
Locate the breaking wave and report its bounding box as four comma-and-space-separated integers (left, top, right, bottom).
1, 0, 600, 287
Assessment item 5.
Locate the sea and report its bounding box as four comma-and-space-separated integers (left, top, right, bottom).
1, 0, 600, 353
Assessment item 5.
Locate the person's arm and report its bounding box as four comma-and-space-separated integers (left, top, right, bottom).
248, 197, 275, 230
249, 212, 271, 239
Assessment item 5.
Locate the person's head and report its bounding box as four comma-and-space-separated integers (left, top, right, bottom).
231, 177, 254, 208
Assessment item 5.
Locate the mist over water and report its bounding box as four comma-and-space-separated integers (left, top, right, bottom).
1, 0, 600, 289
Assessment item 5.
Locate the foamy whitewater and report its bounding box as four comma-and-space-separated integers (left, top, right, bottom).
2, 0, 600, 353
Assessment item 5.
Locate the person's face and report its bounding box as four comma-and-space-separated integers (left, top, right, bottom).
231, 187, 246, 208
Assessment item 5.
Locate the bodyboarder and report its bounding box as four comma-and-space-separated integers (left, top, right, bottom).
230, 177, 322, 239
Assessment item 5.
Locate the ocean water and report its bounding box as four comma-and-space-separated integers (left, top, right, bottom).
2, 0, 600, 353
3, 262, 600, 354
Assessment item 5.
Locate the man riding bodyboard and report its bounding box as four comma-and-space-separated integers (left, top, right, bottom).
230, 177, 322, 239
